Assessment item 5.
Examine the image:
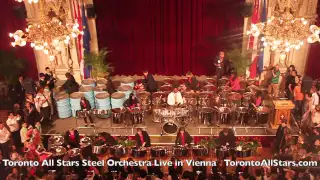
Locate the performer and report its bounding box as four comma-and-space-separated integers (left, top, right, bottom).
274, 117, 289, 153
185, 72, 200, 92
214, 51, 225, 79
123, 93, 139, 109
167, 88, 184, 106
104, 76, 117, 95
250, 91, 264, 110
60, 72, 79, 94
35, 87, 51, 126
44, 67, 55, 90
142, 70, 157, 93
268, 64, 280, 98
226, 72, 241, 91
135, 128, 151, 148
0, 122, 10, 159
6, 112, 21, 148
175, 127, 193, 146
65, 128, 80, 149
80, 96, 94, 127
218, 128, 236, 147
97, 132, 117, 146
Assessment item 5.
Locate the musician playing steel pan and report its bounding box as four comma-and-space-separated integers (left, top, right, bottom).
184, 71, 200, 92
80, 96, 94, 127
135, 128, 151, 148
175, 127, 193, 146
249, 91, 264, 115
217, 128, 236, 160
124, 93, 144, 124
167, 88, 184, 106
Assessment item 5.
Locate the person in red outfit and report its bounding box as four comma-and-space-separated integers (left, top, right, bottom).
135, 128, 151, 148
65, 128, 80, 149
175, 127, 193, 146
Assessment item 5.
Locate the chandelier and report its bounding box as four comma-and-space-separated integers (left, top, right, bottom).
9, 0, 82, 61
247, 9, 311, 53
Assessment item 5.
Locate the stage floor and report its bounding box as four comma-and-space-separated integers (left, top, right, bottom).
43, 112, 299, 138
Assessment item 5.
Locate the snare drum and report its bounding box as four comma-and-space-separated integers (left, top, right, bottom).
173, 145, 189, 157
131, 147, 147, 157
110, 145, 126, 157
151, 146, 166, 157
192, 145, 208, 157
130, 108, 144, 124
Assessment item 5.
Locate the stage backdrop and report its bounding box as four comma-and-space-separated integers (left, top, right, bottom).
0, 0, 37, 79
306, 2, 320, 79
94, 0, 244, 75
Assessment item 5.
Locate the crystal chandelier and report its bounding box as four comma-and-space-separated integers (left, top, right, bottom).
10, 0, 83, 61
247, 9, 311, 53
307, 25, 320, 43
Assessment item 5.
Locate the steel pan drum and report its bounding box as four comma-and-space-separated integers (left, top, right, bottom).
235, 147, 252, 158
218, 107, 232, 124
162, 122, 179, 135
80, 137, 92, 158
256, 106, 270, 124
163, 77, 174, 85
151, 146, 166, 157
93, 145, 108, 155
227, 92, 242, 106
130, 108, 144, 124
235, 107, 249, 125
136, 91, 151, 106
242, 92, 253, 106
215, 147, 230, 159
49, 135, 64, 149
110, 145, 126, 157
192, 145, 208, 156
152, 92, 167, 105
50, 146, 67, 157
112, 108, 126, 124
198, 92, 213, 107
173, 145, 189, 157
205, 77, 217, 85
203, 84, 217, 92
68, 148, 81, 161
246, 85, 259, 93
183, 92, 198, 106
160, 85, 173, 93
218, 77, 229, 86
199, 107, 215, 124
131, 147, 147, 157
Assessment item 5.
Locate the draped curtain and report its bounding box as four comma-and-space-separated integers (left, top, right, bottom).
0, 0, 37, 79
306, 3, 320, 79
94, 0, 244, 75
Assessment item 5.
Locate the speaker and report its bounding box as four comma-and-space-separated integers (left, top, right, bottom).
85, 4, 96, 18
302, 76, 313, 93
13, 4, 27, 19
241, 2, 253, 17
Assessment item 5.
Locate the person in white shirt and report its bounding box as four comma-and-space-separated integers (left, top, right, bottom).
35, 87, 51, 126
6, 112, 21, 148
311, 87, 319, 111
20, 123, 28, 145
0, 122, 11, 159
167, 88, 184, 106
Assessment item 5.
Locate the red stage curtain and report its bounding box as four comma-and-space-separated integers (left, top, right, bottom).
306, 3, 320, 79
0, 1, 37, 79
94, 0, 244, 75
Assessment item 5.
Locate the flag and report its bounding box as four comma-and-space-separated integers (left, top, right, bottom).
72, 0, 83, 75
81, 4, 91, 78
248, 0, 261, 79
257, 0, 267, 74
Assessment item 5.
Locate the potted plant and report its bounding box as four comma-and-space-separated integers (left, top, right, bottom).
236, 137, 261, 155
0, 50, 26, 85
116, 136, 136, 148
84, 48, 114, 79
226, 45, 251, 77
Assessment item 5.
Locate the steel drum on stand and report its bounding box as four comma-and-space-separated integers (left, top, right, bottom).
70, 92, 84, 117
120, 77, 135, 88
81, 79, 96, 88
136, 91, 151, 111
118, 85, 133, 99
80, 86, 95, 109
95, 93, 111, 118
94, 85, 106, 96
55, 93, 72, 118
96, 79, 107, 87
111, 92, 126, 109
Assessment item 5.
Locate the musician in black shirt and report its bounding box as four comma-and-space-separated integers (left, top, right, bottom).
142, 70, 157, 93
135, 128, 151, 148
175, 127, 193, 146
80, 96, 94, 127
217, 128, 236, 160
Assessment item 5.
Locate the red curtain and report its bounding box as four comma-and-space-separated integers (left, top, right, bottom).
306, 3, 320, 79
95, 0, 244, 75
0, 1, 37, 79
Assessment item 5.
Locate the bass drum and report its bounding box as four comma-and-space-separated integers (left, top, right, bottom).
162, 122, 179, 135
